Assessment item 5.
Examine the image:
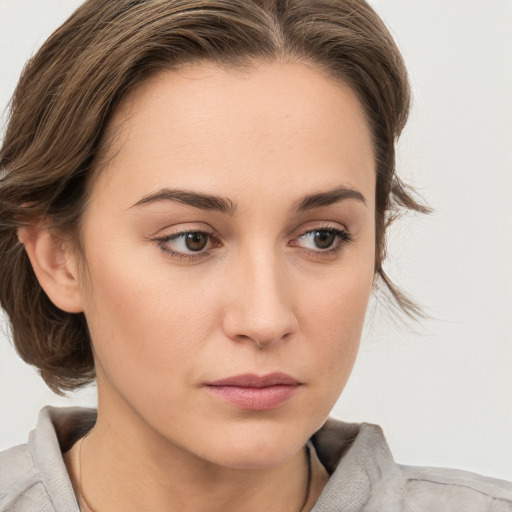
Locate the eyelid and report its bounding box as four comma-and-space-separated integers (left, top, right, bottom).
151, 221, 353, 261
290, 221, 351, 241
153, 226, 220, 260
289, 222, 354, 256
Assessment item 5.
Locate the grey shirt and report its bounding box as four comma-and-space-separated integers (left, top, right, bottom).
1, 406, 511, 511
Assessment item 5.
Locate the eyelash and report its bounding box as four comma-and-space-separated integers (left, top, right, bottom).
154, 230, 220, 261
291, 225, 353, 258
154, 225, 353, 261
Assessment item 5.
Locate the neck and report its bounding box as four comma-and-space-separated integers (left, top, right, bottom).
64, 400, 326, 512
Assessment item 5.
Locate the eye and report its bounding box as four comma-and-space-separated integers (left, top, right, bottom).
295, 228, 352, 252
299, 230, 336, 250
178, 232, 209, 252
156, 230, 215, 257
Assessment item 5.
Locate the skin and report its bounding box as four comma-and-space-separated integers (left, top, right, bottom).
24, 60, 376, 511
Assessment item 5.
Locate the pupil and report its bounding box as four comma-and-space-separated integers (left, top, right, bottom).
185, 233, 207, 251
314, 231, 335, 249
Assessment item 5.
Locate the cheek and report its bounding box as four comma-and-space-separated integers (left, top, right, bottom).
281, 269, 371, 434
80, 246, 193, 379
80, 240, 229, 394
306, 276, 370, 358
298, 250, 374, 390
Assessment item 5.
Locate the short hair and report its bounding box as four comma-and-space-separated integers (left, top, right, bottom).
0, 0, 428, 394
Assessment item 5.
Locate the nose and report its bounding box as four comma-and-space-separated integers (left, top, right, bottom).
221, 251, 298, 349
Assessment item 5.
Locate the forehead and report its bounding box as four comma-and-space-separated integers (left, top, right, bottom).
91, 60, 375, 209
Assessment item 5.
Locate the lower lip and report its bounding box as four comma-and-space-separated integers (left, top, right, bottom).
204, 385, 300, 411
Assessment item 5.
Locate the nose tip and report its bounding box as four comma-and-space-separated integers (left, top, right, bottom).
224, 312, 297, 349
234, 309, 297, 348
222, 267, 298, 348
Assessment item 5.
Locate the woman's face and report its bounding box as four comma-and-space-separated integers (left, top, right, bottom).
76, 61, 376, 468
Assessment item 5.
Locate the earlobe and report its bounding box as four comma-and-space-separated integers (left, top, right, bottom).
18, 225, 84, 313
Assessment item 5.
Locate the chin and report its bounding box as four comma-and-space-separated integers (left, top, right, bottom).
191, 419, 310, 470
212, 444, 301, 470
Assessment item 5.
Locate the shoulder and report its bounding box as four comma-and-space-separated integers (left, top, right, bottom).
0, 406, 93, 512
0, 442, 53, 512
395, 464, 512, 512
312, 418, 512, 512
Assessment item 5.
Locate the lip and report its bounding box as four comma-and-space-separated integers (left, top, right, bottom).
204, 373, 302, 411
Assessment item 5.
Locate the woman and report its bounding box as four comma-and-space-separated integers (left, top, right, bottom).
0, 1, 511, 511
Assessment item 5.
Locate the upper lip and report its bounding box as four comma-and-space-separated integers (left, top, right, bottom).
205, 372, 301, 388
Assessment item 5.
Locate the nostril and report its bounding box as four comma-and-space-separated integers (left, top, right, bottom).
221, 264, 298, 347
225, 313, 298, 349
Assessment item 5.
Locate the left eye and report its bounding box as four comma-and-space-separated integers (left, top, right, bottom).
296, 229, 346, 251
164, 232, 211, 253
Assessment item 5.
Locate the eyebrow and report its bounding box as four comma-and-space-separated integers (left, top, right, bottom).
131, 188, 237, 215
131, 184, 366, 214
293, 185, 367, 212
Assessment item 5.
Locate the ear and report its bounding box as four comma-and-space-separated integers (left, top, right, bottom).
18, 224, 84, 313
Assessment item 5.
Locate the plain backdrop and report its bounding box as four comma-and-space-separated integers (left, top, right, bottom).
1, 0, 511, 481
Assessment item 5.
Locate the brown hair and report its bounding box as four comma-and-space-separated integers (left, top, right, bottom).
0, 0, 429, 394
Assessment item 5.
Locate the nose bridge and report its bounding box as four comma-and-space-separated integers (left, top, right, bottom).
223, 243, 297, 347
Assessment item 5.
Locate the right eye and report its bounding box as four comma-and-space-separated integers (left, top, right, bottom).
155, 230, 217, 259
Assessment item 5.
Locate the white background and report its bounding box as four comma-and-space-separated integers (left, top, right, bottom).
1, 0, 511, 481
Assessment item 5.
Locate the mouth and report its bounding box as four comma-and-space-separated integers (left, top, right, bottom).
203, 373, 303, 411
